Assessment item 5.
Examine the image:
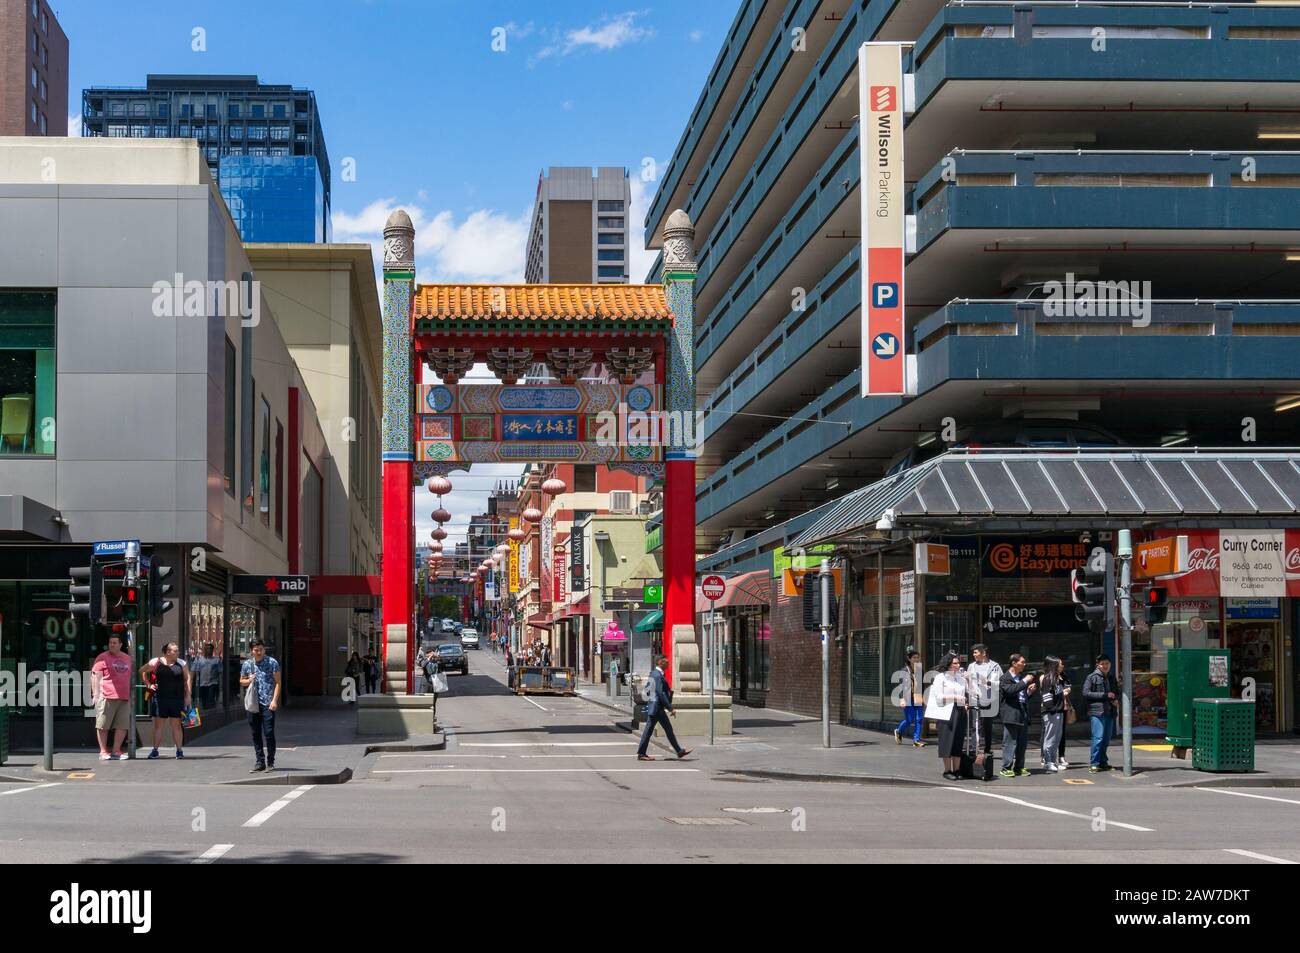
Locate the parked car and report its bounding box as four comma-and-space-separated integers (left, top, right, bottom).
432, 642, 469, 676
441, 618, 459, 633
459, 627, 480, 650
883, 418, 1126, 476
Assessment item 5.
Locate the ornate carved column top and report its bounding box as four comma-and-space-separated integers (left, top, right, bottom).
383, 208, 416, 274
662, 208, 697, 274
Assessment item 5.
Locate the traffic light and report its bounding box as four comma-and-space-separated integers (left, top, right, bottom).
1073, 547, 1115, 634
1145, 586, 1168, 625
118, 582, 142, 623
148, 559, 174, 624
801, 571, 838, 632
68, 563, 102, 621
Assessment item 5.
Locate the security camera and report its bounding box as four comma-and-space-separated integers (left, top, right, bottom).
875, 509, 896, 532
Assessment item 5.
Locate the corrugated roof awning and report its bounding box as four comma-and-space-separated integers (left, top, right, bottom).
634, 609, 663, 632
792, 450, 1300, 547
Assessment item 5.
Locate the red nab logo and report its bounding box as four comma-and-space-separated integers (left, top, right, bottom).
870, 85, 897, 112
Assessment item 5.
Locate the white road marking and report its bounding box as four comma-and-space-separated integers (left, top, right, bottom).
193, 843, 235, 864
460, 742, 635, 748
378, 753, 507, 758
521, 696, 549, 712
942, 786, 1155, 832
241, 784, 314, 828
1223, 848, 1298, 865
373, 767, 699, 774
0, 782, 61, 797
1197, 787, 1300, 807
519, 754, 632, 759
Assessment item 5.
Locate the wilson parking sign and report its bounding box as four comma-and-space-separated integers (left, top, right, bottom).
860, 42, 906, 397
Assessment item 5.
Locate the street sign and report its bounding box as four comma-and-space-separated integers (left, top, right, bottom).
701, 575, 726, 602
900, 570, 915, 624
231, 574, 310, 598
643, 584, 663, 604
859, 41, 906, 397
1133, 535, 1188, 579
93, 539, 139, 558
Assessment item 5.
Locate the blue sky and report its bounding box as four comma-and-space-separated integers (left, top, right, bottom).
62, 0, 739, 284
59, 0, 738, 552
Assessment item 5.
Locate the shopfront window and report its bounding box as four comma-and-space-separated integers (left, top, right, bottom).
1225, 598, 1280, 733
1131, 597, 1220, 733
740, 606, 769, 694
226, 604, 259, 704
851, 555, 882, 722
0, 580, 95, 715
188, 595, 227, 714
0, 291, 56, 456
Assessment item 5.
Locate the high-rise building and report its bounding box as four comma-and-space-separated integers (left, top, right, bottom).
80, 74, 331, 243
0, 0, 68, 136
526, 167, 630, 283
649, 0, 1300, 731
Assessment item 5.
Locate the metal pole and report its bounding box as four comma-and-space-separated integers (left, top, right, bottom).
820, 558, 831, 749
127, 623, 138, 760
1118, 530, 1133, 777
708, 600, 716, 746
42, 669, 53, 771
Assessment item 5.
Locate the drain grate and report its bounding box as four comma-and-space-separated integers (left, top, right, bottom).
663, 816, 749, 826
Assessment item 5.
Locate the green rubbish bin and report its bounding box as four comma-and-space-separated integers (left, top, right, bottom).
1193, 698, 1255, 772
1165, 648, 1231, 748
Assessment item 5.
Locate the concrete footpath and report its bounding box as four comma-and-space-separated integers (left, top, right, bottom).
0, 699, 444, 786
578, 683, 1300, 788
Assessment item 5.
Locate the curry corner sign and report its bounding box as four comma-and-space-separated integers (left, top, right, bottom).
859, 41, 906, 398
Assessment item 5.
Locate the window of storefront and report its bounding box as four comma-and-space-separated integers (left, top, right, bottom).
1131, 597, 1220, 733
0, 291, 56, 456
850, 556, 883, 722
258, 396, 271, 526
0, 579, 96, 714
1225, 598, 1281, 734
188, 594, 227, 714
738, 605, 769, 694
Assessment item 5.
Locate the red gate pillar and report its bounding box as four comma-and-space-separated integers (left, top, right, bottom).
661, 210, 698, 686
381, 210, 416, 692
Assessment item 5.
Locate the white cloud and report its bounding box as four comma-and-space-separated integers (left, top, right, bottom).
565, 11, 654, 53
688, 29, 704, 42
332, 197, 531, 285
627, 161, 668, 282
562, 100, 574, 112
67, 114, 81, 136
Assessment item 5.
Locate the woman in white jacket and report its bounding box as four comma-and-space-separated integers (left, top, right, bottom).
925, 651, 970, 780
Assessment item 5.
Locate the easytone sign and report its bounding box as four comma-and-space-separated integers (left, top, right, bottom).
859, 42, 906, 397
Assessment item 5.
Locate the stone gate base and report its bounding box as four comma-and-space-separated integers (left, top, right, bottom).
357, 693, 435, 737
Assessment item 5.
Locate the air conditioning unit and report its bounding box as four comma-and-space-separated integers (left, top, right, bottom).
609, 491, 634, 514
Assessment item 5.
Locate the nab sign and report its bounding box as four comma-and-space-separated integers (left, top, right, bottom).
231, 574, 311, 600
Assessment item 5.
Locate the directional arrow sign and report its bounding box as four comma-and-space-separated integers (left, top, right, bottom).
871, 333, 899, 358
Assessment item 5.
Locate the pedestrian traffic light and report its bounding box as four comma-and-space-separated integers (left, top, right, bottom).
801, 571, 838, 632
68, 563, 102, 622
1073, 547, 1114, 634
118, 582, 142, 623
148, 560, 174, 624
1145, 586, 1168, 625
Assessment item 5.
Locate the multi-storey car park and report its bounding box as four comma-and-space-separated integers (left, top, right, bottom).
644, 0, 1300, 735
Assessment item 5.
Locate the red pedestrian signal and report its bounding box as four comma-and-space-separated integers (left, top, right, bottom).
119, 583, 141, 622
1145, 586, 1168, 625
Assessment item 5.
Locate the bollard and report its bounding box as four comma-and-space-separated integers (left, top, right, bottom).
42, 670, 54, 771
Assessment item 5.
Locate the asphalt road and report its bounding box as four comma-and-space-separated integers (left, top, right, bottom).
2, 652, 1299, 864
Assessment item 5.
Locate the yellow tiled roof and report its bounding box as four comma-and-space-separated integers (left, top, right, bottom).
413, 284, 672, 323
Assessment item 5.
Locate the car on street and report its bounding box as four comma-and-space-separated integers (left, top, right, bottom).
441, 618, 458, 633
459, 627, 480, 650
432, 642, 469, 676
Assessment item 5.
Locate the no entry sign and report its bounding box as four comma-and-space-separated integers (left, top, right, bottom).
701, 574, 726, 602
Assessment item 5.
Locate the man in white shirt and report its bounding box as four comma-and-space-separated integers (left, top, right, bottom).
967, 644, 1003, 781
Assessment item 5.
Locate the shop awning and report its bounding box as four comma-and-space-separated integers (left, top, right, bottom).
792, 450, 1300, 546
634, 609, 663, 632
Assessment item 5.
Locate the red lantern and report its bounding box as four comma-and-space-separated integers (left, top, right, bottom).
431, 527, 447, 541
507, 527, 526, 541
428, 541, 443, 553
427, 476, 453, 496
431, 507, 451, 524
521, 507, 542, 524
542, 477, 566, 496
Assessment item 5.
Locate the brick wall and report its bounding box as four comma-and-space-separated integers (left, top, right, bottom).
760, 580, 850, 721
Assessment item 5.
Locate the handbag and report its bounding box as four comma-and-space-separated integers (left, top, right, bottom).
181, 706, 202, 729
243, 662, 261, 713
1066, 703, 1078, 725
431, 671, 449, 695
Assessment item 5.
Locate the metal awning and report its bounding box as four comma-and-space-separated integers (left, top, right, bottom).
634, 609, 663, 632
792, 449, 1300, 547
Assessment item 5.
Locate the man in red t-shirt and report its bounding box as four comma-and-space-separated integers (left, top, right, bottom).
90, 633, 134, 760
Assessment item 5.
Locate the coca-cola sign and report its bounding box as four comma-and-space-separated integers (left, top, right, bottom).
1186, 547, 1219, 572
1286, 544, 1300, 580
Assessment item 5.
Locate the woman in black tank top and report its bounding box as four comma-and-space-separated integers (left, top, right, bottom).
140, 642, 191, 759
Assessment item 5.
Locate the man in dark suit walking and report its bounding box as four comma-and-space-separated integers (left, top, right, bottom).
637, 656, 693, 762
997, 653, 1037, 778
